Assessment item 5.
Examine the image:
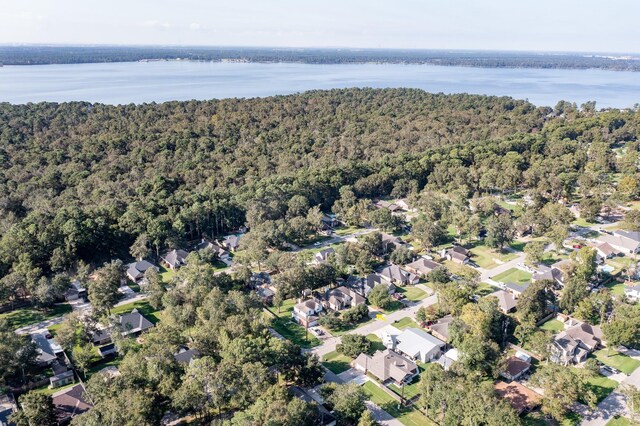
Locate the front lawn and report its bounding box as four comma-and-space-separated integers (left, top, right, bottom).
269, 315, 320, 349
538, 319, 564, 332
322, 350, 353, 374
159, 266, 176, 283
366, 333, 387, 352
593, 349, 640, 375
396, 286, 427, 302
111, 301, 162, 324
0, 303, 72, 330
443, 260, 480, 280
476, 282, 497, 297
582, 374, 618, 404
393, 317, 419, 330
362, 381, 434, 426
491, 267, 532, 285
605, 281, 628, 297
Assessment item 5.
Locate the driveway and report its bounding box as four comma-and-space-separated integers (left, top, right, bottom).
365, 401, 404, 426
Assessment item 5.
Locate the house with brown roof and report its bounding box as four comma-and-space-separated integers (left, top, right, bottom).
494, 381, 541, 415
405, 257, 440, 278
443, 246, 470, 265
596, 242, 619, 260
500, 356, 532, 381
353, 349, 418, 385
52, 383, 93, 424
361, 273, 396, 297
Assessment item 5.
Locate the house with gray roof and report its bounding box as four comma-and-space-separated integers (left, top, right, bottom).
505, 282, 529, 298
405, 257, 440, 278
353, 349, 418, 385
126, 259, 157, 282
597, 230, 640, 254
119, 308, 155, 337
487, 290, 517, 313
379, 264, 419, 286
221, 234, 242, 251
395, 328, 445, 363
314, 247, 335, 264
31, 332, 63, 366
550, 322, 602, 365
362, 273, 396, 297
160, 249, 189, 270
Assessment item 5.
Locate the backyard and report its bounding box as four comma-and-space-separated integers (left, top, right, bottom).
362, 381, 435, 426
538, 319, 564, 332
606, 417, 633, 426
593, 349, 640, 375
491, 267, 532, 285
0, 303, 72, 330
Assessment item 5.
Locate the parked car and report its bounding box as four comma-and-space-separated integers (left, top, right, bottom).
309, 327, 324, 337
392, 293, 405, 300
572, 244, 582, 249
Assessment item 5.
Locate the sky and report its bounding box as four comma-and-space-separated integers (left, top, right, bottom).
1, 0, 639, 54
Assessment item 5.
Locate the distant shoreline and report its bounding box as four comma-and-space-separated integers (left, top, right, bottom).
1, 46, 639, 72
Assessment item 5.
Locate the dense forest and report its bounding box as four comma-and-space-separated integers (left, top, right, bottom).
0, 88, 638, 303
1, 46, 640, 71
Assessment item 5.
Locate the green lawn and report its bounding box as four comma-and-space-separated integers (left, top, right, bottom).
393, 317, 419, 330
593, 349, 640, 375
582, 374, 618, 404
334, 226, 365, 236
538, 319, 564, 332
389, 375, 421, 400
322, 350, 353, 374
606, 416, 633, 426
366, 333, 387, 352
476, 282, 497, 297
111, 300, 162, 324
573, 217, 595, 228
491, 267, 532, 285
470, 245, 518, 269
396, 286, 427, 302
605, 281, 627, 297
34, 381, 76, 396
443, 260, 480, 280
362, 381, 435, 426
159, 266, 176, 283
269, 316, 320, 349
0, 303, 72, 330
127, 282, 141, 292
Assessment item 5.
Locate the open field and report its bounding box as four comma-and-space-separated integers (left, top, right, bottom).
470, 244, 518, 269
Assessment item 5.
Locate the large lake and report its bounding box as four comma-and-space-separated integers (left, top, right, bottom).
1, 60, 639, 108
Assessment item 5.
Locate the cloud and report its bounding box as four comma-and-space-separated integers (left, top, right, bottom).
141, 20, 171, 29
189, 22, 201, 31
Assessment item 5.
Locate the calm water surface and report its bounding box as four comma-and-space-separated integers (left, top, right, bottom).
0, 61, 638, 108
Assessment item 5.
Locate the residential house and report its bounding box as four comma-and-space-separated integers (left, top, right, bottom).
551, 322, 602, 365
126, 260, 157, 283
174, 346, 200, 365
381, 233, 406, 253
532, 264, 565, 286
31, 332, 64, 366
487, 290, 517, 314
379, 265, 419, 286
353, 349, 418, 385
0, 394, 16, 426
395, 199, 411, 211
501, 356, 531, 381
290, 386, 336, 426
98, 343, 116, 358
437, 348, 459, 371
160, 249, 189, 270
320, 214, 339, 231
50, 370, 74, 389
292, 299, 323, 328
52, 384, 93, 424
64, 280, 87, 301
323, 286, 366, 311
494, 381, 541, 415
361, 273, 396, 297
596, 242, 619, 260
624, 284, 640, 301
378, 325, 402, 349
597, 230, 640, 254
375, 200, 402, 213
256, 286, 276, 305
119, 308, 155, 337
405, 257, 440, 278
505, 282, 529, 299
195, 239, 231, 262
395, 328, 445, 363
221, 234, 242, 252
443, 246, 470, 265
314, 247, 335, 264
429, 315, 454, 342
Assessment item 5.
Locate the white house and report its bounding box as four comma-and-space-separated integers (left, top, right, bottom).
597, 230, 640, 254
292, 299, 323, 328
395, 327, 445, 363
625, 284, 640, 301
377, 324, 402, 349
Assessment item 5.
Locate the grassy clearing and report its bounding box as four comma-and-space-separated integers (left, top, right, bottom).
159, 266, 176, 283
538, 319, 564, 332
492, 267, 532, 285
393, 317, 419, 330
470, 244, 518, 269
593, 349, 640, 375
362, 381, 435, 426
366, 333, 387, 352
0, 303, 72, 330
111, 300, 162, 324
396, 286, 427, 302
322, 350, 352, 374
582, 374, 618, 404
